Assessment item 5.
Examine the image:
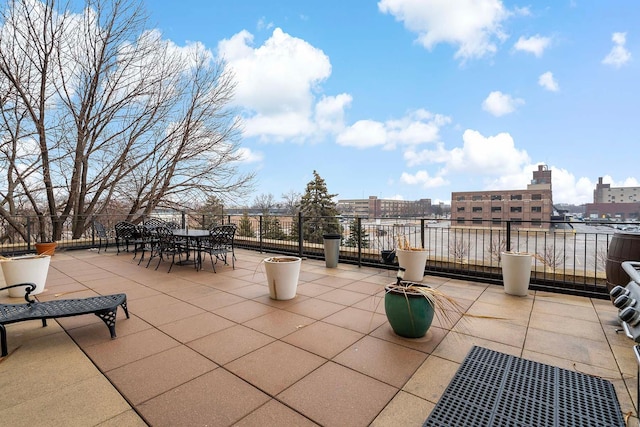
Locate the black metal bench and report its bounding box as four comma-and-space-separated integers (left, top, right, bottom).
0, 283, 129, 357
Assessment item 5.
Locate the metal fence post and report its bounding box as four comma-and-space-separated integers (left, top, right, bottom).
27, 216, 32, 252
298, 212, 304, 257
259, 215, 263, 253
506, 220, 512, 252
356, 216, 362, 267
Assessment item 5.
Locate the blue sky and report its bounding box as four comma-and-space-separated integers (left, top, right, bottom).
148, 0, 639, 206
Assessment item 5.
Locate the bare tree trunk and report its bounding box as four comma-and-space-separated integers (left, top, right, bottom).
0, 0, 254, 241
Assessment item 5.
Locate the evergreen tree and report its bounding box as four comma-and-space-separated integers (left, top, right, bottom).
299, 170, 340, 244
344, 217, 370, 248
238, 211, 255, 237
263, 215, 286, 240
198, 195, 225, 227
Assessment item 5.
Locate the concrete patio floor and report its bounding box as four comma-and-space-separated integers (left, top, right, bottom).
0, 248, 638, 426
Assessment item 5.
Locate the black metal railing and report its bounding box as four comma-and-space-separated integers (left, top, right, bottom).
0, 211, 628, 298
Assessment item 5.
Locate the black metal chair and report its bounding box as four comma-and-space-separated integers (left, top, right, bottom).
114, 221, 140, 254
93, 221, 110, 253
146, 227, 190, 272
165, 221, 181, 230
200, 224, 237, 272
143, 217, 167, 231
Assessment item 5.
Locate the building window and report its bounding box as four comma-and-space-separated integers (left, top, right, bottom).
531, 219, 542, 226
456, 218, 465, 224
457, 195, 465, 201
472, 195, 482, 201
472, 207, 482, 212
472, 218, 483, 225
491, 206, 501, 212
531, 194, 542, 200
457, 206, 465, 212
531, 206, 542, 213
491, 195, 502, 201
510, 206, 522, 213
510, 194, 522, 201
492, 218, 502, 225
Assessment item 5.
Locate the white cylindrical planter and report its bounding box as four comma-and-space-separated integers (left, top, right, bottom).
1, 255, 51, 297
264, 257, 302, 300
501, 252, 532, 296
396, 249, 429, 282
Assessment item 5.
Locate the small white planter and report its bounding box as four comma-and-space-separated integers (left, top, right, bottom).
1, 255, 51, 297
396, 249, 429, 282
264, 257, 302, 300
501, 252, 532, 296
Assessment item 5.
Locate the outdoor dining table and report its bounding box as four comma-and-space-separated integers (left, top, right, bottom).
171, 228, 210, 270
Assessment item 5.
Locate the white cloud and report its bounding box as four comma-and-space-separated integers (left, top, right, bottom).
549, 168, 594, 205
315, 94, 352, 133
336, 120, 387, 149
235, 147, 263, 163
256, 17, 274, 31
218, 28, 349, 141
602, 32, 631, 68
538, 71, 559, 91
514, 35, 551, 57
482, 91, 525, 116
600, 175, 640, 188
336, 109, 451, 149
400, 129, 530, 193
400, 171, 449, 188
447, 130, 530, 175
378, 0, 509, 61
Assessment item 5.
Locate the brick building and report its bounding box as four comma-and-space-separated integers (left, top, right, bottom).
585, 177, 640, 220
337, 196, 432, 219
450, 165, 554, 228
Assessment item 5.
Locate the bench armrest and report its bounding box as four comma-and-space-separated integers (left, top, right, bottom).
0, 283, 37, 303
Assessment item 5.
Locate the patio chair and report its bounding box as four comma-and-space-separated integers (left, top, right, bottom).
146, 227, 190, 272
114, 221, 141, 254
165, 221, 181, 230
200, 224, 237, 272
143, 217, 167, 231
93, 221, 110, 253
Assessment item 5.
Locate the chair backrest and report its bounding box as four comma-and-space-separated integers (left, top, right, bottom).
209, 224, 237, 246
155, 226, 174, 244
94, 221, 108, 238
114, 221, 137, 239
144, 217, 167, 230
165, 221, 181, 230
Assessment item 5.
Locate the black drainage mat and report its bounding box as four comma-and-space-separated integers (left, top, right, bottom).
423, 346, 625, 427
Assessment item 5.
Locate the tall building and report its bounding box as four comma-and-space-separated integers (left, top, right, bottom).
586, 177, 640, 220
450, 165, 554, 228
336, 196, 432, 219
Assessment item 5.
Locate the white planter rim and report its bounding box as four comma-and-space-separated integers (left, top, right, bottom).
0, 254, 50, 262
501, 252, 532, 257
264, 256, 302, 263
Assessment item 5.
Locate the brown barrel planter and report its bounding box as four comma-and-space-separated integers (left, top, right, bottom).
35, 242, 57, 256
606, 232, 640, 293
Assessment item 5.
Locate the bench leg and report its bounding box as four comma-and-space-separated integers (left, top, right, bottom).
95, 307, 119, 338
1, 324, 6, 357
121, 301, 130, 319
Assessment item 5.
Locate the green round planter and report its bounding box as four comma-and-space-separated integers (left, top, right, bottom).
384, 282, 435, 338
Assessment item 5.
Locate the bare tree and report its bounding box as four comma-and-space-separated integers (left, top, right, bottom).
449, 236, 470, 264
281, 189, 301, 215
535, 244, 566, 272
253, 193, 275, 215
0, 0, 253, 242
487, 236, 508, 265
